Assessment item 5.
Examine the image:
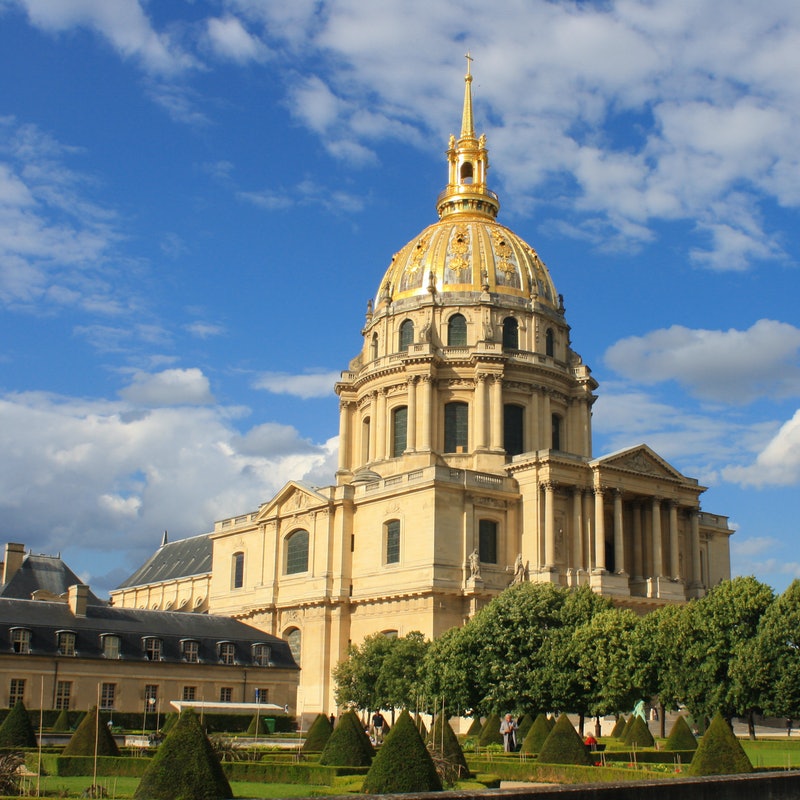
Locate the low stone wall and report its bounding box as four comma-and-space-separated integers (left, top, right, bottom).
359, 771, 800, 799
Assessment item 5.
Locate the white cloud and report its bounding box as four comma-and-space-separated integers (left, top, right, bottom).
723, 409, 800, 487
0, 389, 337, 583
16, 0, 195, 75
205, 15, 269, 64
254, 371, 340, 399
184, 321, 225, 339
604, 320, 800, 403
119, 368, 215, 406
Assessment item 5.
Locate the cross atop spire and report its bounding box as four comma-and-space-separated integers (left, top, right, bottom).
461, 52, 475, 140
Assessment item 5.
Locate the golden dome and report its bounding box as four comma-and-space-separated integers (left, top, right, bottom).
374, 56, 559, 313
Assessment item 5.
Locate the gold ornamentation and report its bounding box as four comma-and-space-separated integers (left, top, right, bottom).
447, 225, 471, 277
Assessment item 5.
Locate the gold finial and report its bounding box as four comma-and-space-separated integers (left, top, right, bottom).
461, 52, 475, 140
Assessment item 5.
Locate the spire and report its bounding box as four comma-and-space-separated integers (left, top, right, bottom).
436, 55, 500, 221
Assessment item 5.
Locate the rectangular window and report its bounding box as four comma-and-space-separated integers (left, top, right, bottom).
479, 519, 498, 564
444, 402, 468, 453
219, 687, 233, 703
254, 688, 269, 704
232, 552, 245, 589
55, 681, 72, 710
9, 679, 25, 707
182, 640, 199, 663
219, 642, 235, 665
100, 683, 116, 710
57, 631, 76, 656
144, 638, 162, 661
386, 520, 400, 564
11, 629, 30, 654
182, 686, 196, 701
102, 635, 120, 659
392, 406, 407, 458
144, 684, 158, 703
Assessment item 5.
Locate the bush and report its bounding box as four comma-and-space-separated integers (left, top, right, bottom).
63, 708, 119, 757
520, 712, 551, 755
623, 714, 654, 748
245, 713, 267, 736
302, 713, 333, 753
515, 714, 533, 742
478, 713, 503, 747
428, 714, 468, 781
609, 715, 626, 738
134, 708, 232, 800
0, 701, 36, 748
362, 709, 442, 794
537, 714, 593, 766
465, 717, 482, 737
415, 715, 428, 739
664, 714, 697, 751
51, 709, 71, 733
619, 714, 634, 739
688, 712, 753, 776
318, 710, 373, 767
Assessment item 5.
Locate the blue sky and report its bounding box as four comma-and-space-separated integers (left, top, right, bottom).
1, 0, 798, 598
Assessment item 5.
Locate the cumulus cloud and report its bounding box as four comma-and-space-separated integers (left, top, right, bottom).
0, 389, 338, 588
604, 320, 800, 403
254, 370, 339, 400
119, 368, 215, 406
205, 15, 269, 64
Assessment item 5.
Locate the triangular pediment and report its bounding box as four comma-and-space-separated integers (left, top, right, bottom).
255, 481, 330, 521
592, 444, 687, 481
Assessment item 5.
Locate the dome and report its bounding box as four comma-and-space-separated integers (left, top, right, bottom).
376, 217, 558, 310
374, 58, 559, 314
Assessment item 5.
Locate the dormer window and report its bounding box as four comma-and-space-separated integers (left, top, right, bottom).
56, 630, 76, 656
218, 641, 235, 665
181, 639, 199, 663
10, 628, 31, 654
143, 637, 162, 661
101, 634, 121, 659
252, 643, 271, 666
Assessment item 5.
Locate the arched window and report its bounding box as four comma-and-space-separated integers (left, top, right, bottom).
392, 406, 407, 457
502, 317, 519, 349
448, 313, 467, 346
545, 328, 555, 357
444, 401, 469, 453
503, 404, 524, 456
382, 630, 399, 639
370, 333, 378, 360
479, 519, 498, 564
399, 319, 414, 352
551, 413, 562, 451
285, 627, 301, 666
460, 161, 474, 184
232, 551, 244, 589
385, 519, 400, 564
285, 529, 309, 575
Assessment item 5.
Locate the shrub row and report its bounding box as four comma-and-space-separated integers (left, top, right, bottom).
39, 755, 151, 777
224, 761, 369, 784
467, 759, 668, 784
603, 749, 698, 764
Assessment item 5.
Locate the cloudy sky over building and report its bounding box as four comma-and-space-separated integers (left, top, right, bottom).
1, 0, 798, 595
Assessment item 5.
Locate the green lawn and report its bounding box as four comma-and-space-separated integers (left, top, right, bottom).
740, 739, 800, 769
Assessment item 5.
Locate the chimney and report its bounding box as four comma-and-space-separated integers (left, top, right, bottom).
67, 584, 90, 617
2, 543, 25, 584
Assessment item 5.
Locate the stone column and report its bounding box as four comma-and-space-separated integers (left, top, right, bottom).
420, 376, 432, 451
542, 391, 552, 449
527, 388, 540, 452
690, 510, 702, 586
583, 491, 594, 570
572, 489, 583, 571
337, 400, 350, 472
632, 503, 643, 580
368, 392, 377, 462
490, 374, 503, 450
544, 483, 555, 567
406, 376, 417, 452
375, 388, 387, 461
474, 373, 488, 450
669, 502, 680, 579
651, 498, 663, 577
594, 488, 606, 572
613, 490, 625, 574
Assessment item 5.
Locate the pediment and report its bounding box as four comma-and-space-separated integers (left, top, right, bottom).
255, 481, 330, 521
593, 444, 686, 481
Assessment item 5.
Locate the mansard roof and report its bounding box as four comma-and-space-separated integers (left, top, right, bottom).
0, 596, 298, 669
115, 532, 213, 589
0, 552, 104, 604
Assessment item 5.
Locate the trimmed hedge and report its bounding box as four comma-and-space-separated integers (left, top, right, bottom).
465, 717, 482, 736
688, 712, 753, 776
609, 715, 626, 738
40, 755, 150, 777
603, 749, 697, 764
318, 709, 373, 767
665, 714, 698, 751
623, 714, 655, 748
467, 758, 668, 784
537, 714, 593, 766
302, 713, 333, 752
0, 701, 37, 748
478, 713, 503, 747
520, 712, 552, 755
63, 707, 120, 757
428, 714, 469, 778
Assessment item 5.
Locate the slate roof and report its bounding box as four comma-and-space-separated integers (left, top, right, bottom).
0, 553, 104, 604
115, 533, 213, 589
0, 597, 298, 670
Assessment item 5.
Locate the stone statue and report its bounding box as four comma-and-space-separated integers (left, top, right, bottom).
512, 553, 525, 584
468, 549, 481, 578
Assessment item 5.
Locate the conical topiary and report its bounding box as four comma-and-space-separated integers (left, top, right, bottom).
318, 709, 373, 766
515, 714, 533, 742
664, 714, 698, 751
161, 712, 178, 735
62, 707, 119, 756
688, 712, 752, 776
465, 717, 482, 736
609, 715, 626, 738
246, 713, 267, 736
52, 709, 71, 732
0, 700, 37, 748
428, 714, 469, 779
520, 712, 552, 755
416, 715, 428, 739
546, 714, 556, 730
623, 714, 654, 748
478, 713, 503, 747
134, 708, 232, 800
302, 713, 333, 752
537, 714, 593, 766
619, 714, 634, 739
362, 710, 442, 794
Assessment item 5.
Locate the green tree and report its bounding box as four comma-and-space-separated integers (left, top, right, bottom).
332, 632, 395, 711
134, 708, 232, 800
681, 577, 774, 730
421, 625, 478, 716
375, 631, 429, 711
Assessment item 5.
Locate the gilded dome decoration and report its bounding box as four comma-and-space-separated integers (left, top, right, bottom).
374, 55, 558, 312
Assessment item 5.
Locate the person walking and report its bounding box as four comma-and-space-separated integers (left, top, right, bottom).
500, 713, 517, 752
372, 711, 386, 744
